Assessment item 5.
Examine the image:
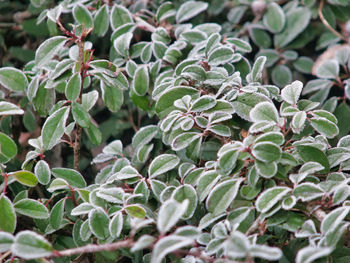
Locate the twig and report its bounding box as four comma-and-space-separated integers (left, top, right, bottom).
50, 239, 134, 257
318, 0, 348, 42
0, 250, 11, 262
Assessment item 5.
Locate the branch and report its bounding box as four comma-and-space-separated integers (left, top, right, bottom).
318, 0, 348, 42
51, 239, 134, 258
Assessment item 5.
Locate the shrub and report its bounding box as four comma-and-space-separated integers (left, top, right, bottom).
1, 0, 350, 262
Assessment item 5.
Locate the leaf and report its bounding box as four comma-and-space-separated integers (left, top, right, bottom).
14, 199, 49, 219
131, 234, 156, 252
0, 67, 28, 91
12, 171, 38, 187
148, 154, 180, 178
35, 160, 51, 185
293, 183, 324, 201
247, 56, 266, 83
110, 5, 133, 30
250, 244, 282, 261
156, 2, 175, 22
256, 187, 291, 213
86, 123, 102, 145
114, 32, 133, 57
218, 149, 239, 173
172, 184, 198, 219
109, 212, 123, 238
281, 80, 303, 105
263, 2, 285, 33
296, 145, 330, 173
96, 187, 124, 203
172, 132, 202, 151
176, 1, 208, 23
208, 47, 234, 66
232, 92, 270, 121
274, 7, 311, 47
252, 142, 281, 162
0, 195, 16, 233
250, 102, 279, 123
291, 111, 306, 133
226, 38, 252, 53
42, 106, 70, 150
310, 117, 339, 138
94, 5, 109, 36
0, 232, 14, 252
73, 4, 93, 28
89, 208, 110, 240
12, 231, 53, 259
125, 205, 146, 218
102, 82, 124, 112
72, 102, 90, 128
35, 36, 67, 68
155, 86, 199, 118
71, 203, 94, 216
133, 66, 149, 96
255, 160, 277, 178
65, 72, 81, 101
296, 246, 333, 263
206, 179, 243, 215
132, 125, 158, 149
191, 95, 216, 112
157, 199, 189, 233
321, 206, 350, 235
50, 198, 65, 230
151, 235, 193, 263
314, 59, 339, 79
51, 168, 86, 188
0, 101, 23, 116
0, 132, 17, 163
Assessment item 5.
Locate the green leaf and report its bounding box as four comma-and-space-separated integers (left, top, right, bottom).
132, 125, 158, 149
263, 2, 285, 33
73, 4, 93, 28
0, 67, 27, 91
94, 5, 109, 36
109, 212, 123, 238
176, 1, 208, 23
206, 179, 243, 215
50, 198, 65, 230
0, 232, 14, 252
296, 145, 330, 173
12, 171, 38, 187
250, 102, 279, 123
310, 117, 339, 138
125, 205, 146, 218
0, 101, 24, 115
197, 170, 221, 201
51, 168, 86, 188
114, 32, 133, 57
156, 2, 175, 22
291, 111, 306, 133
321, 206, 350, 235
86, 123, 102, 145
226, 38, 252, 53
296, 246, 333, 263
172, 184, 198, 219
233, 92, 270, 121
151, 235, 193, 263
157, 199, 188, 233
12, 231, 53, 259
293, 183, 324, 201
314, 59, 339, 79
271, 65, 292, 87
42, 106, 70, 150
47, 178, 70, 192
252, 142, 281, 162
208, 47, 234, 66
110, 5, 133, 30
155, 86, 199, 118
255, 160, 277, 178
0, 132, 17, 163
172, 132, 201, 151
131, 234, 156, 252
218, 149, 239, 173
0, 195, 16, 233
89, 208, 110, 240
281, 80, 303, 105
247, 56, 266, 83
191, 95, 216, 112
102, 82, 124, 112
71, 202, 94, 216
72, 102, 90, 128
35, 160, 51, 185
256, 187, 291, 213
65, 73, 81, 101
255, 132, 284, 145
35, 36, 67, 68
133, 66, 149, 96
274, 7, 311, 47
148, 154, 180, 178
14, 199, 49, 219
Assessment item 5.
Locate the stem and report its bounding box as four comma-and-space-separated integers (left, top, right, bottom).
2, 173, 8, 194
318, 0, 348, 42
51, 239, 134, 258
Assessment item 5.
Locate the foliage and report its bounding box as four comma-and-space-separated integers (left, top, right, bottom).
1, 0, 350, 262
